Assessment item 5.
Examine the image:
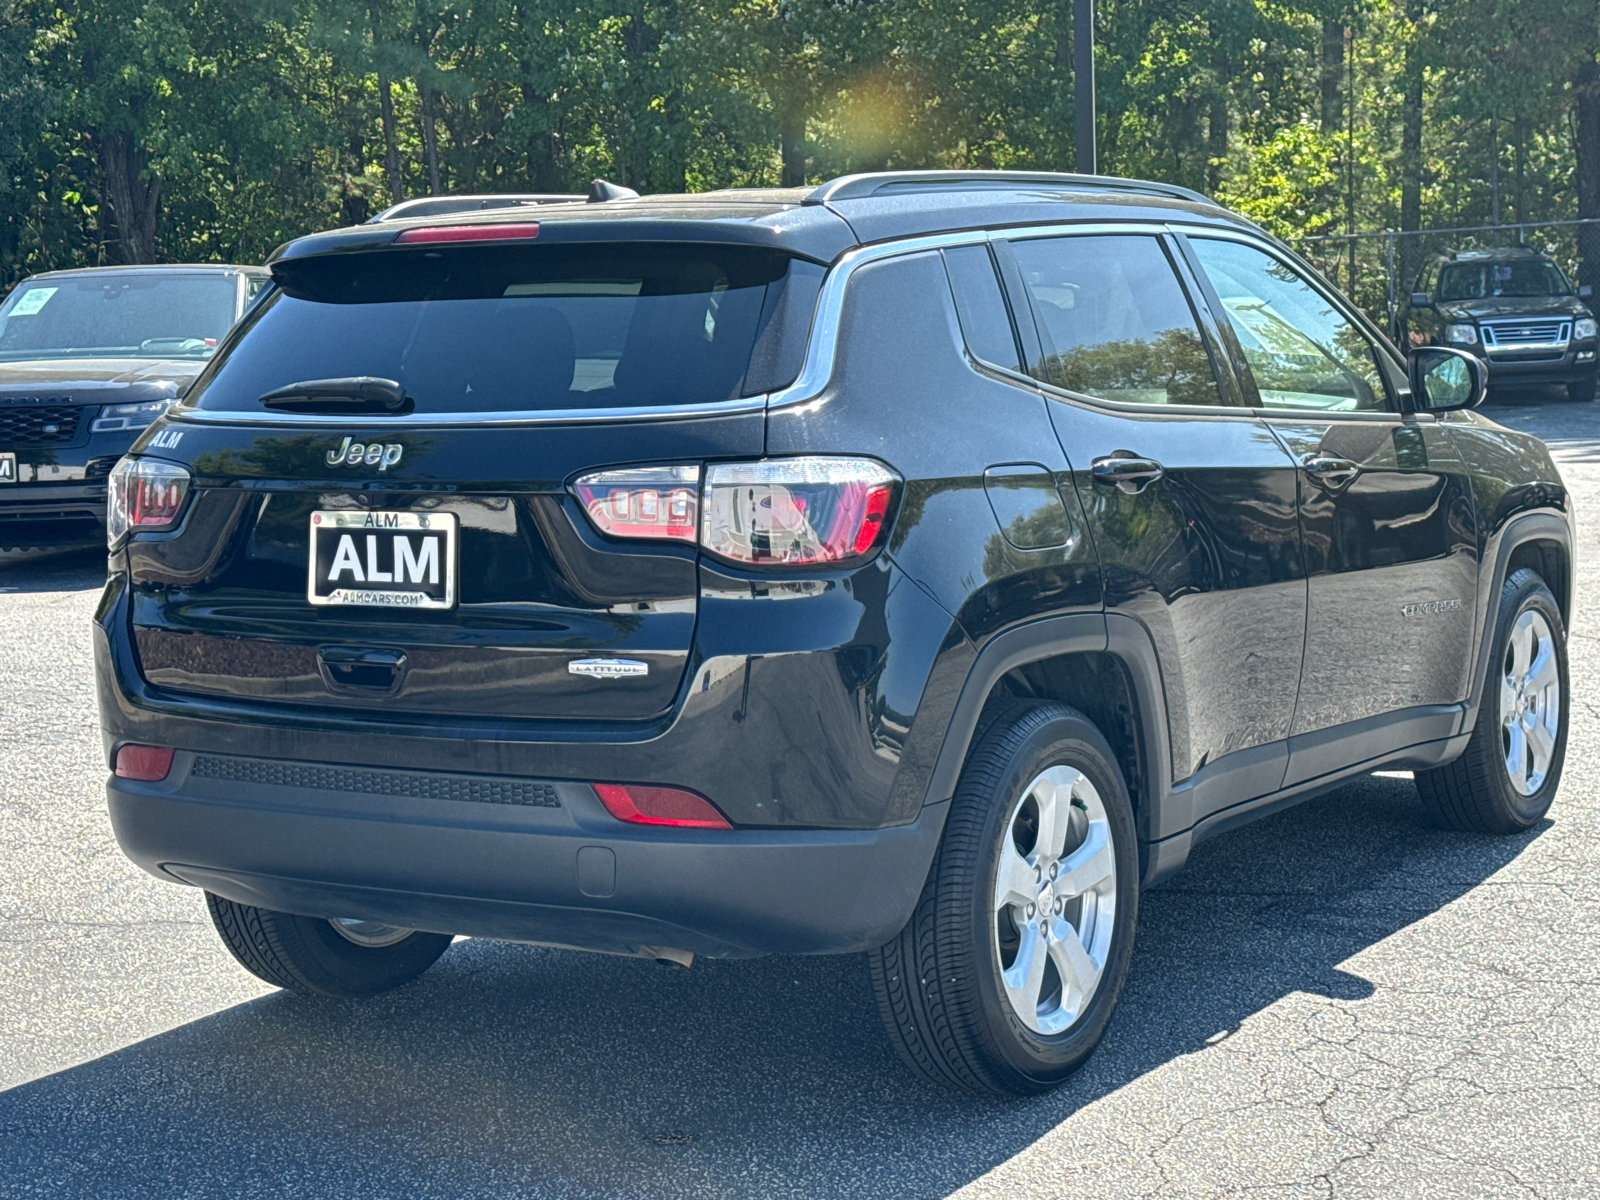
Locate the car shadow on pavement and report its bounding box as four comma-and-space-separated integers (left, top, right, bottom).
0, 774, 1544, 1199
0, 548, 106, 593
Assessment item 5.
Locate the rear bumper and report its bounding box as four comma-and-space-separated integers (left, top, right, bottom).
108, 752, 948, 958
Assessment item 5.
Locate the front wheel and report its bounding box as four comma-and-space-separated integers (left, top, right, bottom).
869, 703, 1139, 1096
206, 893, 453, 998
1568, 375, 1596, 403
1416, 568, 1568, 833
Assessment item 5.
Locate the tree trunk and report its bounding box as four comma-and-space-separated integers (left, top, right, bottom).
378, 72, 402, 204
517, 4, 563, 192
780, 95, 806, 187
1514, 116, 1528, 230
96, 131, 161, 264
1398, 3, 1427, 295
420, 84, 441, 195
1576, 55, 1600, 292
1206, 86, 1228, 195
1320, 20, 1344, 135
521, 82, 562, 191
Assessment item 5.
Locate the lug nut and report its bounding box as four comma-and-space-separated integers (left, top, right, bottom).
1050, 862, 1059, 880
1025, 903, 1035, 919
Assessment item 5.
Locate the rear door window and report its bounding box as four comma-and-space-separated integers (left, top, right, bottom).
1007, 234, 1225, 407
187, 244, 821, 413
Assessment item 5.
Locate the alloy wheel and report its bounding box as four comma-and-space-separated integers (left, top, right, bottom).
1500, 609, 1561, 796
991, 765, 1118, 1034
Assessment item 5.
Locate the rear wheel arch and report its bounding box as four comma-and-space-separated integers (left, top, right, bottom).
925, 615, 1172, 851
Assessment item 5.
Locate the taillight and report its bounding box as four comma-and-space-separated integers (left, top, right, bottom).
107, 457, 191, 548
571, 457, 898, 567
114, 744, 174, 782
572, 466, 700, 542
392, 223, 540, 244
593, 783, 731, 829
702, 458, 897, 566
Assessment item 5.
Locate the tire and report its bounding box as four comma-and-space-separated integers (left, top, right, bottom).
205, 893, 453, 998
869, 703, 1139, 1096
1415, 568, 1568, 834
1568, 375, 1596, 403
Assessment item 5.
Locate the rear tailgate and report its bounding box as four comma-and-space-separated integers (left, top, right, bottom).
126, 419, 759, 719
121, 236, 823, 722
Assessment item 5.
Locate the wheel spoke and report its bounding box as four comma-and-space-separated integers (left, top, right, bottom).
1030, 771, 1072, 863
1052, 821, 1114, 899
1500, 673, 1520, 724
1505, 721, 1528, 786
1525, 636, 1558, 695
1527, 718, 1556, 776
1002, 925, 1049, 1022
995, 841, 1037, 913
1047, 918, 1102, 999
1509, 617, 1534, 680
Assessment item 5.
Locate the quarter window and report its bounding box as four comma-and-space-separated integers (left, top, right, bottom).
1009, 234, 1224, 407
1189, 237, 1390, 412
942, 245, 1023, 373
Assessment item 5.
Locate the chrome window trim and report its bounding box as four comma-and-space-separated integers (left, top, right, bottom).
173, 218, 1247, 428
167, 392, 770, 429
769, 221, 1179, 411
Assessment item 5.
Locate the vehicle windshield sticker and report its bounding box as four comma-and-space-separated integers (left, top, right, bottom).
11, 287, 56, 316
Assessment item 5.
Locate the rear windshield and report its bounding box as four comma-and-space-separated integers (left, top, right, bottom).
186, 243, 824, 413
1437, 259, 1571, 301
0, 273, 238, 360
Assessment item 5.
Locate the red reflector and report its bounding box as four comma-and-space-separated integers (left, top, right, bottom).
593, 783, 731, 829
115, 744, 175, 782
393, 223, 540, 244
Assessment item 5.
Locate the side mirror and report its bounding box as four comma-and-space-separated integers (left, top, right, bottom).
1409, 346, 1487, 413
1581, 284, 1593, 300
1410, 292, 1432, 308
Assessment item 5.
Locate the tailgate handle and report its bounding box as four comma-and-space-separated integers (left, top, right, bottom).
317, 646, 408, 696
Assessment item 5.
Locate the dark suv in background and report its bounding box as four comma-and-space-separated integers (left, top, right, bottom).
0, 264, 268, 552
1403, 246, 1598, 401
97, 173, 1571, 1096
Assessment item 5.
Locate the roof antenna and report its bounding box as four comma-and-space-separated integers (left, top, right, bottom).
588, 179, 640, 203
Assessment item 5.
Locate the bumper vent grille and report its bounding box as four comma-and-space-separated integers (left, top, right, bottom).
0, 404, 82, 446
190, 755, 562, 808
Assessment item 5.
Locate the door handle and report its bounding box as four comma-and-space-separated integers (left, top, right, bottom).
1301, 455, 1360, 489
1090, 455, 1165, 495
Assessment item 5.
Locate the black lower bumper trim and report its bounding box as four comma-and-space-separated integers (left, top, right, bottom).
108, 752, 948, 958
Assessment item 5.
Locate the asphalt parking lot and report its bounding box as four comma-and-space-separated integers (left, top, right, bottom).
2, 393, 1598, 1199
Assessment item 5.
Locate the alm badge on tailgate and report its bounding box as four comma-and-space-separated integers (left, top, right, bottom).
308, 510, 458, 610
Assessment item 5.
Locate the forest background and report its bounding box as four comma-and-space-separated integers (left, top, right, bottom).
2, 0, 1599, 323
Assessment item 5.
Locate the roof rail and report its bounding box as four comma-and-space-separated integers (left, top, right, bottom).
367, 193, 584, 223
803, 170, 1216, 209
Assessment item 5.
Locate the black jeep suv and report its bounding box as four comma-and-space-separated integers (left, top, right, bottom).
0, 264, 268, 551
96, 172, 1571, 1096
1403, 246, 1599, 401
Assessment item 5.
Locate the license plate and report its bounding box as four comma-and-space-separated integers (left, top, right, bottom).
0, 453, 15, 484
308, 510, 458, 609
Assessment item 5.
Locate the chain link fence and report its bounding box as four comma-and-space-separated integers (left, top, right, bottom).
1290, 220, 1600, 339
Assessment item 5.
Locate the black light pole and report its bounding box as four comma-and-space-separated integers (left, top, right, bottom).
1074, 0, 1096, 174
